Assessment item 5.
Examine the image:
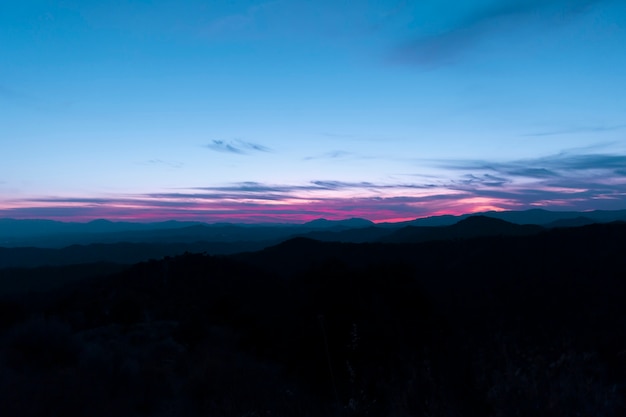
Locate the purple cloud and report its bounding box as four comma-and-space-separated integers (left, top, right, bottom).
207, 139, 272, 155
2, 150, 625, 222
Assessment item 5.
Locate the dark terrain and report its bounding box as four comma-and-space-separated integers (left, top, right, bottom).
1, 212, 626, 416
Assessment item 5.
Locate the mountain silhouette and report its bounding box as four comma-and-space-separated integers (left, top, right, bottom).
1, 221, 626, 416
383, 215, 544, 243
4, 209, 626, 247
302, 217, 374, 229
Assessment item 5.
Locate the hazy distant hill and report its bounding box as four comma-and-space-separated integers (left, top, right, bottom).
382, 216, 544, 243
0, 240, 269, 269
0, 218, 203, 237
0, 218, 375, 248
476, 208, 626, 225
2, 209, 626, 248
0, 215, 549, 267
393, 208, 626, 227
292, 216, 546, 244
544, 216, 597, 228
302, 217, 374, 229
0, 223, 300, 248
0, 219, 206, 247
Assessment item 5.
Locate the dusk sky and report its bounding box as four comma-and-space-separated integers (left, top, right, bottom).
2, 0, 626, 223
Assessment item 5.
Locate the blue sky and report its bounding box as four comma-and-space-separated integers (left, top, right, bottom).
1, 0, 625, 222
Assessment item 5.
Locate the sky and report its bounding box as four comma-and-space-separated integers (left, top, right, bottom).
1, 0, 626, 223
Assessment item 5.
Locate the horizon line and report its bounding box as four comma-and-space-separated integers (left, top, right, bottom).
2, 207, 625, 225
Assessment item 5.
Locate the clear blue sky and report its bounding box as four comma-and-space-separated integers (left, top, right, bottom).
2, 0, 625, 222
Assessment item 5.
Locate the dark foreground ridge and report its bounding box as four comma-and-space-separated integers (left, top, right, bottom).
0, 222, 626, 416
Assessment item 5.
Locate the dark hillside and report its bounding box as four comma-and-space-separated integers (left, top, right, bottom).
292, 226, 394, 243
0, 262, 129, 296
544, 216, 596, 228
0, 222, 625, 416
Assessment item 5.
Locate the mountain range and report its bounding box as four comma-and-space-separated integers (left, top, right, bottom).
2, 208, 626, 248
2, 216, 625, 416
1, 209, 625, 272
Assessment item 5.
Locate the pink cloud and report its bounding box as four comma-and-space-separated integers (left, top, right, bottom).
3, 150, 626, 223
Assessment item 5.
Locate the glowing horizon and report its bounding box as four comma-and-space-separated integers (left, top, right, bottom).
2, 1, 625, 221
2, 155, 625, 223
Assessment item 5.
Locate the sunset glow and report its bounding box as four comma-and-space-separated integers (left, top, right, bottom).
1, 1, 625, 223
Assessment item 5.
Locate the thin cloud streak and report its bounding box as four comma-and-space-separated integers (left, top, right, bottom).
436, 150, 626, 212
304, 150, 352, 161
390, 0, 607, 66
145, 159, 184, 168
206, 140, 272, 155
523, 124, 626, 137
441, 152, 626, 177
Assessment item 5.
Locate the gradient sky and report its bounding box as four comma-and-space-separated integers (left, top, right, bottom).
2, 0, 626, 223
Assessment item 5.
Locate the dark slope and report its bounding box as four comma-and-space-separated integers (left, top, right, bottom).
0, 262, 129, 295
291, 226, 394, 243
87, 224, 297, 243
544, 216, 596, 228
1, 222, 626, 416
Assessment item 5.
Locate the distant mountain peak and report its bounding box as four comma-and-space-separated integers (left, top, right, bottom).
450, 215, 545, 238
455, 215, 513, 226
303, 218, 374, 229
88, 219, 113, 224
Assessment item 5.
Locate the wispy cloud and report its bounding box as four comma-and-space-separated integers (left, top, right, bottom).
436, 150, 626, 210
455, 173, 511, 187
144, 159, 184, 168
304, 150, 352, 161
523, 124, 626, 137
442, 152, 626, 176
0, 180, 461, 223
201, 1, 281, 38
390, 0, 607, 66
206, 139, 272, 155
319, 132, 357, 139
3, 150, 625, 222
